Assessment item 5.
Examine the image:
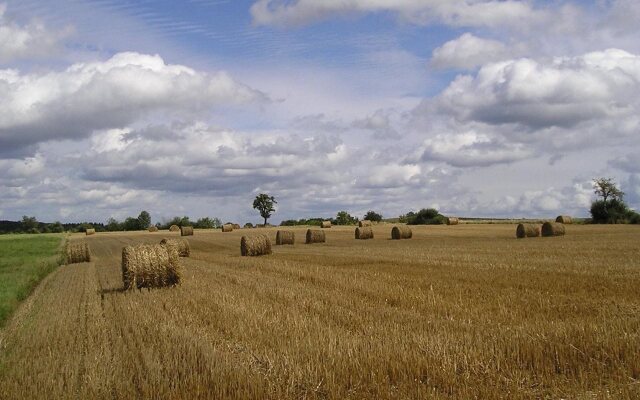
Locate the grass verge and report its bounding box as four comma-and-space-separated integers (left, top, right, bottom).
0, 234, 64, 327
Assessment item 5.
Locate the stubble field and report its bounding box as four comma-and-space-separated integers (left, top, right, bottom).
0, 224, 639, 399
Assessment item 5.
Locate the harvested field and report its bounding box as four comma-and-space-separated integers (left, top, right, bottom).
1, 225, 640, 399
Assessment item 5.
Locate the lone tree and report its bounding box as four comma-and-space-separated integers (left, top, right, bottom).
137, 210, 151, 229
593, 178, 624, 213
253, 193, 277, 226
363, 210, 383, 222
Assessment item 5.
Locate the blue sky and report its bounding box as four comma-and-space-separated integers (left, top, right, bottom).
1, 0, 639, 224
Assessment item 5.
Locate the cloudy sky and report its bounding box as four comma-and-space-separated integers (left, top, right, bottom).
1, 0, 639, 224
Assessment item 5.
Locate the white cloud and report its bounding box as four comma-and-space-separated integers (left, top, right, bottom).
250, 0, 547, 30
0, 52, 266, 154
431, 33, 511, 70
0, 3, 72, 62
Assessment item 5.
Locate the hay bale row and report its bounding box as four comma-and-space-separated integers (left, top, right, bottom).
358, 220, 372, 227
355, 226, 373, 240
148, 226, 159, 232
516, 223, 541, 238
446, 217, 459, 225
85, 228, 96, 236
66, 242, 91, 264
542, 222, 566, 237
160, 238, 190, 257
391, 225, 412, 240
222, 224, 233, 232
321, 221, 332, 229
275, 230, 295, 245
122, 244, 182, 290
241, 234, 272, 256
556, 215, 573, 224
180, 226, 194, 236
306, 229, 325, 244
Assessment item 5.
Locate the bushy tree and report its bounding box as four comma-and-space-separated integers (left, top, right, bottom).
590, 177, 638, 223
49, 221, 64, 233
123, 217, 140, 231
335, 211, 357, 225
253, 194, 277, 226
195, 217, 221, 229
363, 210, 383, 222
21, 215, 39, 233
407, 208, 445, 225
106, 217, 122, 232
137, 211, 151, 230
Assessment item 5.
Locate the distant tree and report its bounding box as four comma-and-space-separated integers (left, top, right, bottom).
363, 210, 383, 222
106, 217, 122, 232
78, 223, 95, 233
195, 217, 220, 229
123, 217, 140, 231
593, 178, 624, 213
137, 211, 151, 230
253, 194, 277, 226
49, 221, 65, 233
335, 211, 357, 225
407, 208, 445, 225
21, 215, 39, 233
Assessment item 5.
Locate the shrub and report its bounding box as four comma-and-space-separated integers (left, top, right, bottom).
407, 208, 445, 225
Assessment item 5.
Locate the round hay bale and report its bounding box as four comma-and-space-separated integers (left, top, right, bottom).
358, 220, 372, 227
541, 222, 566, 237
555, 215, 573, 224
233, 223, 241, 230
516, 223, 541, 238
66, 242, 91, 264
180, 226, 194, 236
240, 234, 272, 256
355, 226, 374, 240
148, 226, 159, 232
160, 238, 190, 257
321, 220, 331, 229
121, 244, 182, 290
391, 225, 412, 240
306, 229, 326, 244
222, 224, 233, 232
446, 217, 459, 225
275, 230, 295, 245
169, 225, 180, 232
85, 228, 96, 235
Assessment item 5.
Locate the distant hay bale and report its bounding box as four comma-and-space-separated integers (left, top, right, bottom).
446, 217, 459, 225
180, 226, 194, 236
121, 244, 182, 290
516, 223, 541, 238
321, 221, 332, 228
240, 234, 272, 256
541, 222, 566, 237
306, 229, 326, 244
391, 225, 412, 240
556, 215, 573, 224
275, 230, 295, 245
355, 226, 374, 240
65, 242, 91, 264
358, 220, 372, 227
222, 224, 233, 232
85, 228, 95, 236
148, 226, 159, 232
169, 225, 180, 232
160, 238, 190, 257
233, 224, 241, 230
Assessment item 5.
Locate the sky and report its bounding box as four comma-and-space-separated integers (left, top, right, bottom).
0, 0, 639, 224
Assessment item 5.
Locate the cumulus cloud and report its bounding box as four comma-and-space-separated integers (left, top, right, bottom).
0, 3, 72, 63
352, 109, 401, 140
431, 33, 511, 70
0, 52, 266, 155
250, 0, 548, 30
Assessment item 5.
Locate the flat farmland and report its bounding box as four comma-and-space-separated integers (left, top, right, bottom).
1, 224, 639, 399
